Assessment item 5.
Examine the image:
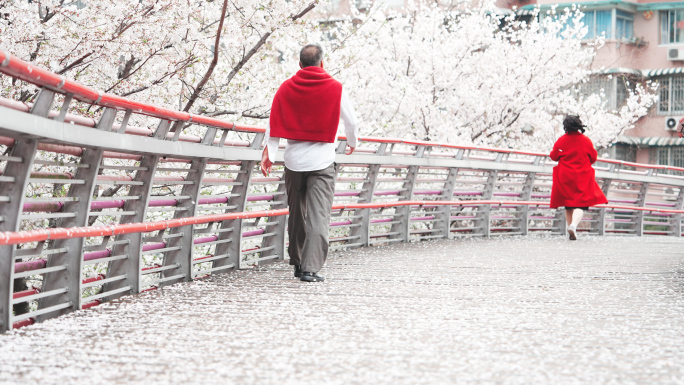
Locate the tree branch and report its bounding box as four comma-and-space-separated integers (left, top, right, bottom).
220, 2, 318, 89
221, 31, 272, 88
207, 109, 238, 117
118, 55, 141, 79
118, 56, 196, 98
112, 5, 155, 40
105, 44, 176, 94
241, 113, 269, 119
291, 1, 317, 21
39, 1, 65, 24
56, 51, 94, 75
29, 35, 44, 61
200, 19, 221, 33
181, 0, 229, 113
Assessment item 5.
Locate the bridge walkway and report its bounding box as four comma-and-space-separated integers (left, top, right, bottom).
1, 235, 683, 384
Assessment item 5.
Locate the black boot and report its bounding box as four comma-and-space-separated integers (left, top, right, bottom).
294, 265, 303, 278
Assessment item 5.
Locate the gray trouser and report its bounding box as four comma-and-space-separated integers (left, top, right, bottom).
284, 163, 336, 273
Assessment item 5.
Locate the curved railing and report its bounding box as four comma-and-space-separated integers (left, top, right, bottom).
1, 49, 684, 332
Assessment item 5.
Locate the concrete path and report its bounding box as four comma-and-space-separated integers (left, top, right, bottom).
1, 235, 683, 384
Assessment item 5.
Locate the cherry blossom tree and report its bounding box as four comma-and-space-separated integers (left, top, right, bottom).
318, 1, 657, 152
0, 0, 657, 151
0, 0, 317, 121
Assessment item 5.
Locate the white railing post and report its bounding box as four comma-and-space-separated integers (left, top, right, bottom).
0, 138, 40, 332
554, 209, 567, 236
518, 171, 536, 236
261, 182, 288, 263
673, 187, 684, 237
351, 164, 381, 246
437, 166, 459, 239
391, 145, 424, 242
0, 89, 53, 332
475, 169, 498, 238
161, 158, 207, 285
104, 152, 161, 298
634, 182, 650, 237
212, 156, 256, 270
261, 169, 288, 264
350, 143, 385, 247
593, 178, 612, 236
395, 165, 420, 242
37, 107, 111, 319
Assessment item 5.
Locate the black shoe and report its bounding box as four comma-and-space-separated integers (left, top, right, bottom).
294, 265, 302, 278
300, 272, 325, 282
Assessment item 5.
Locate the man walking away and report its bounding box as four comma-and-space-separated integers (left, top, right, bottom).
260, 44, 359, 282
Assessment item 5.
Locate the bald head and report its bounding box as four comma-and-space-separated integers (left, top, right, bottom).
300, 44, 324, 68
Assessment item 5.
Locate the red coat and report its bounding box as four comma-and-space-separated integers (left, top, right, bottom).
549, 132, 608, 209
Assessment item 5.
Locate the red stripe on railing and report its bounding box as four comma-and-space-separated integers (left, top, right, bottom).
81, 300, 102, 310
2, 201, 683, 246
12, 289, 40, 299
12, 318, 35, 329
193, 255, 216, 262
0, 208, 290, 245
82, 274, 106, 284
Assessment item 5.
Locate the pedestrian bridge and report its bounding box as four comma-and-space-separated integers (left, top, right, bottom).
1, 236, 683, 384
0, 50, 683, 383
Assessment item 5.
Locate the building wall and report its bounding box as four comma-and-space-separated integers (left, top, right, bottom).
632, 8, 664, 68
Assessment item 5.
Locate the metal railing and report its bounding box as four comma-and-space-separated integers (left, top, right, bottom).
1, 49, 684, 332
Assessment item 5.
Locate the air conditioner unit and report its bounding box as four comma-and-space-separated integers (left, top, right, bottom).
668, 48, 684, 61
665, 116, 683, 131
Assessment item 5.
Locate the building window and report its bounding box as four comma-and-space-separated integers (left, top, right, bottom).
580, 76, 612, 98
615, 10, 634, 40
616, 77, 629, 107
613, 144, 637, 163
582, 10, 613, 39
660, 10, 684, 44
577, 75, 631, 110
656, 75, 684, 114
543, 9, 633, 40
651, 146, 684, 172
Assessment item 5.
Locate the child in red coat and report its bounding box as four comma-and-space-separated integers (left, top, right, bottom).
550, 115, 608, 240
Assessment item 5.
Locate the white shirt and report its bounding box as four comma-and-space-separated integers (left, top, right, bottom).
264, 88, 359, 172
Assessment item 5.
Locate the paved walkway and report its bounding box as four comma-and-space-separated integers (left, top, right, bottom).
1, 235, 683, 384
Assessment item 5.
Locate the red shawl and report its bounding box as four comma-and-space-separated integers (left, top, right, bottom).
269, 66, 342, 143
